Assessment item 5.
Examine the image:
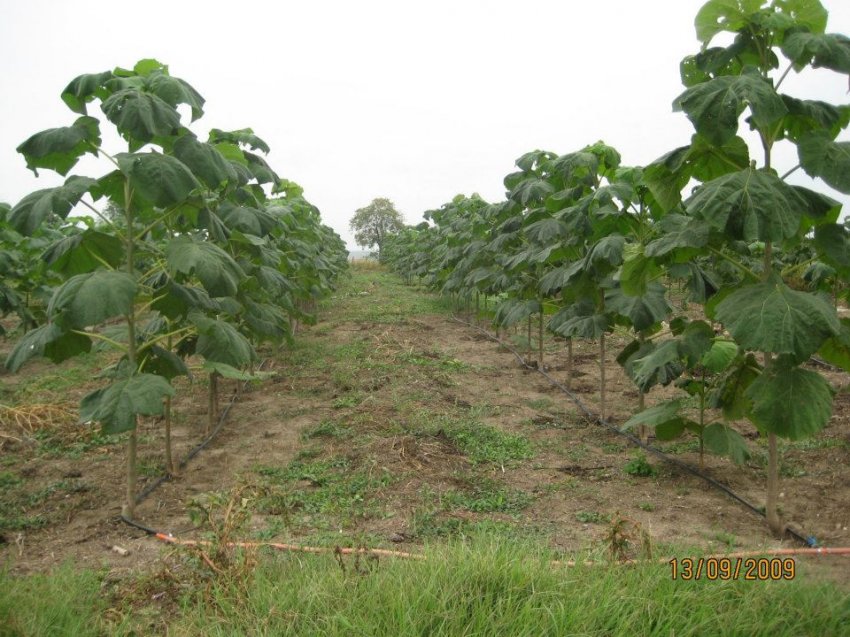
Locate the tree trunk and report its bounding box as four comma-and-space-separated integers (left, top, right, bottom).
566, 338, 573, 391
164, 396, 175, 475
538, 309, 544, 368
766, 432, 782, 535
599, 332, 606, 421
207, 372, 219, 436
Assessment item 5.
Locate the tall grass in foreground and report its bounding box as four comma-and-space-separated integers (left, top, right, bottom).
2, 537, 848, 636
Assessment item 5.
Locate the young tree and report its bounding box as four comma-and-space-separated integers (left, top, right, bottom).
349, 197, 404, 257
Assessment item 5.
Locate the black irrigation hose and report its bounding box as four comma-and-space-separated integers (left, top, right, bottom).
120, 361, 267, 535
451, 315, 816, 548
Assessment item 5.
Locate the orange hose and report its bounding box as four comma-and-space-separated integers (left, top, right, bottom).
155, 533, 426, 560
154, 533, 850, 564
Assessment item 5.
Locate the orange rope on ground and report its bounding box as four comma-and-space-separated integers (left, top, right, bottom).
154, 533, 427, 560
153, 532, 850, 564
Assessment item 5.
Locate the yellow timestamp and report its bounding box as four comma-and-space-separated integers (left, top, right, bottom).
670, 557, 795, 581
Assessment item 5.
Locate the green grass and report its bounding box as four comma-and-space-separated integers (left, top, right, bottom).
441, 481, 533, 514
3, 537, 848, 636
624, 451, 658, 477
33, 428, 122, 459
0, 563, 117, 637
1, 351, 109, 403
414, 413, 533, 465
301, 419, 352, 440
0, 478, 89, 533
575, 510, 610, 524
253, 455, 393, 525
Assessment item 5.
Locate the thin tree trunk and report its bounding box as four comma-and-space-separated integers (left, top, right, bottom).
600, 332, 607, 421
766, 432, 781, 534
207, 372, 219, 436
566, 338, 573, 391
123, 180, 138, 519
164, 396, 174, 475
538, 309, 544, 367
526, 315, 532, 356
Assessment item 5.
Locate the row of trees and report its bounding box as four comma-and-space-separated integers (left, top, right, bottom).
383, 0, 850, 536
2, 59, 348, 516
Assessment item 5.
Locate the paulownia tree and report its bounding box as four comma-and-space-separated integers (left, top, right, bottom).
640, 0, 850, 534
4, 60, 347, 517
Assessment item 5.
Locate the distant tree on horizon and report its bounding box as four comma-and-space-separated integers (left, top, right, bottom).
349, 197, 405, 257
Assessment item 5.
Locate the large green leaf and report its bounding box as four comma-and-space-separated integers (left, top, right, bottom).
622, 400, 683, 433
218, 201, 277, 237
172, 135, 237, 190
618, 252, 662, 297
605, 282, 670, 332
151, 280, 220, 320
780, 96, 850, 142
782, 30, 850, 73
619, 339, 683, 392
685, 168, 806, 241
102, 89, 181, 148
585, 235, 625, 268
5, 323, 91, 372
673, 69, 787, 146
745, 359, 834, 439
643, 136, 749, 211
678, 320, 715, 367
797, 132, 850, 194
48, 271, 137, 328
244, 151, 280, 185
116, 152, 200, 208
80, 374, 175, 434
709, 353, 761, 418
61, 71, 114, 114
645, 215, 711, 259
643, 147, 691, 211
524, 217, 569, 244
703, 423, 750, 464
631, 339, 684, 389
701, 339, 739, 373
715, 276, 839, 361
818, 318, 850, 372
549, 300, 610, 339
145, 72, 205, 121
165, 236, 243, 297
17, 116, 101, 176
191, 314, 255, 366
9, 176, 96, 236
494, 298, 540, 328
208, 128, 270, 154
509, 178, 554, 207
694, 0, 764, 44
774, 0, 828, 34
42, 229, 124, 275
241, 299, 290, 342
812, 223, 850, 275
139, 345, 190, 380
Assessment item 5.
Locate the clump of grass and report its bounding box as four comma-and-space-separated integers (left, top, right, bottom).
624, 451, 657, 477
254, 456, 392, 521
301, 419, 351, 439
418, 414, 533, 465
575, 510, 609, 524
441, 481, 533, 513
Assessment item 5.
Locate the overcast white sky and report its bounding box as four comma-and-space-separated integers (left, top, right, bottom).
1, 0, 848, 249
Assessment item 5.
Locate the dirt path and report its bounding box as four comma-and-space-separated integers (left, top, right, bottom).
2, 266, 848, 584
